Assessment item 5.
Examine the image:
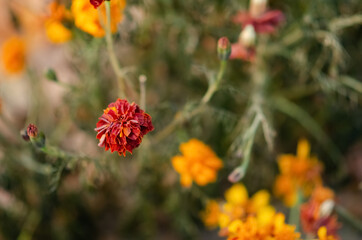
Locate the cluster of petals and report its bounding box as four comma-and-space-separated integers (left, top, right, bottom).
45, 2, 72, 44
273, 139, 323, 206
171, 139, 223, 187
201, 183, 275, 236
95, 98, 154, 156
227, 213, 300, 240
1, 36, 26, 74
300, 186, 340, 239
72, 0, 126, 37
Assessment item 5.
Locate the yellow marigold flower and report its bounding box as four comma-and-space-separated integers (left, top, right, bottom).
171, 139, 223, 187
318, 226, 337, 240
216, 184, 273, 231
227, 214, 301, 240
225, 183, 248, 206
45, 2, 72, 44
273, 213, 301, 240
200, 200, 221, 228
274, 139, 323, 206
1, 36, 26, 74
45, 21, 72, 44
256, 205, 276, 226
71, 0, 126, 37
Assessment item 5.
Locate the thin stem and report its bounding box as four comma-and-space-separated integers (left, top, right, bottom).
201, 60, 227, 104
288, 189, 303, 232
139, 75, 147, 110
104, 1, 126, 98
336, 205, 362, 233
271, 96, 342, 164
240, 114, 261, 172
153, 60, 228, 143
17, 210, 40, 240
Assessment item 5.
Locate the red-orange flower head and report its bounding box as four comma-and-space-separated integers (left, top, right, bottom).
90, 0, 108, 9
95, 99, 154, 156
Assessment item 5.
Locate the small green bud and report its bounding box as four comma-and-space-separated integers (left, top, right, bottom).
217, 37, 231, 60
45, 69, 58, 82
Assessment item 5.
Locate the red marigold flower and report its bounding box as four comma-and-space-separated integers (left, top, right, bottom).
95, 99, 154, 156
90, 0, 108, 9
233, 10, 284, 34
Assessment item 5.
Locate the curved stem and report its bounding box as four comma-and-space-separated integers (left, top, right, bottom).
153, 60, 228, 143
104, 1, 132, 99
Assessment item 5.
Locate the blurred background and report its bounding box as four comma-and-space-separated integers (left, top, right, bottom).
0, 0, 361, 239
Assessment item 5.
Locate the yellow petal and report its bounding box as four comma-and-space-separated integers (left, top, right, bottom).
257, 205, 275, 226
297, 138, 310, 159
171, 156, 188, 173
180, 174, 192, 187
250, 190, 270, 210
225, 183, 248, 206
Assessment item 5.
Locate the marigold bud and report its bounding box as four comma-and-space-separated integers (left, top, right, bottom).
249, 0, 268, 18
239, 25, 256, 48
27, 124, 38, 138
228, 166, 245, 183
217, 37, 231, 60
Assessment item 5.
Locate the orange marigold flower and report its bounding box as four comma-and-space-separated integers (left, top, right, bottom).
1, 36, 26, 74
71, 0, 126, 37
273, 139, 323, 206
227, 213, 301, 240
45, 2, 72, 44
95, 99, 154, 156
200, 200, 221, 228
171, 139, 223, 187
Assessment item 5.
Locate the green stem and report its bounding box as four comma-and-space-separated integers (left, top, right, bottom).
271, 96, 342, 164
153, 60, 227, 143
104, 1, 126, 98
201, 60, 227, 104
17, 210, 41, 240
336, 205, 362, 233
288, 189, 303, 232
239, 114, 261, 174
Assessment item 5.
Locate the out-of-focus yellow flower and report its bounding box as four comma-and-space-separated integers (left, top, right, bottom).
71, 0, 126, 37
1, 36, 26, 74
318, 226, 337, 240
171, 139, 223, 187
200, 200, 221, 228
256, 205, 275, 226
274, 139, 323, 206
45, 21, 72, 44
45, 2, 72, 44
227, 213, 300, 240
202, 183, 274, 233
225, 183, 248, 206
